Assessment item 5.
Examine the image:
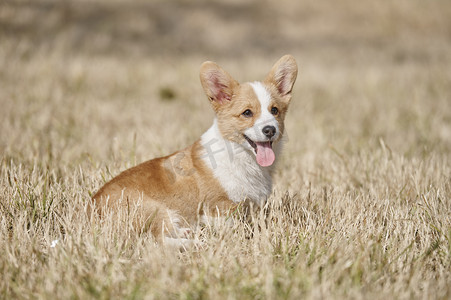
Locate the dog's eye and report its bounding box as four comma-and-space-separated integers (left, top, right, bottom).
242, 109, 253, 117
271, 107, 279, 115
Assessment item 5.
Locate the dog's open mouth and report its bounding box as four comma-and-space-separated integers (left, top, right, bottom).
243, 135, 275, 167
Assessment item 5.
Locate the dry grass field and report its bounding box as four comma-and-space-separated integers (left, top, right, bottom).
1, 0, 450, 299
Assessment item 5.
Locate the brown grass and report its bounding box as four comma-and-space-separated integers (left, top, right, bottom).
1, 0, 450, 299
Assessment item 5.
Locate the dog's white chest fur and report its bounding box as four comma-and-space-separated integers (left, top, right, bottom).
200, 120, 276, 205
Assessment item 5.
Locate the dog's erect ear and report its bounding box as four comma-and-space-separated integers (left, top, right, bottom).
200, 61, 239, 106
265, 55, 298, 98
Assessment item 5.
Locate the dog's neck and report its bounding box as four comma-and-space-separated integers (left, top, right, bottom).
199, 119, 281, 205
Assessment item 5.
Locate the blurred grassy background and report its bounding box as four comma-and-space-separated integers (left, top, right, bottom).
0, 1, 450, 298
2, 0, 451, 60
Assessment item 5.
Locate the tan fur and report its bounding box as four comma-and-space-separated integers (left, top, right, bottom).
263, 84, 290, 137
92, 141, 236, 242
214, 83, 262, 144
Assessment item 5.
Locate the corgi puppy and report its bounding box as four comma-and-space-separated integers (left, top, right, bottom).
92, 55, 298, 246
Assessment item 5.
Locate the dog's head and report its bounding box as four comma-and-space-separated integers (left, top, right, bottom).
199, 55, 298, 167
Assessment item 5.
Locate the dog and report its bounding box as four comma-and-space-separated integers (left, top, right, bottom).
91, 55, 298, 246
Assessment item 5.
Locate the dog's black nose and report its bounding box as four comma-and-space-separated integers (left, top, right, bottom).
262, 125, 276, 138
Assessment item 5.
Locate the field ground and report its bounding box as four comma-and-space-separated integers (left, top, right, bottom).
1, 0, 450, 299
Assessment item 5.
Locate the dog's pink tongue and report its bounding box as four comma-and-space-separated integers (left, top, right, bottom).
255, 142, 275, 167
